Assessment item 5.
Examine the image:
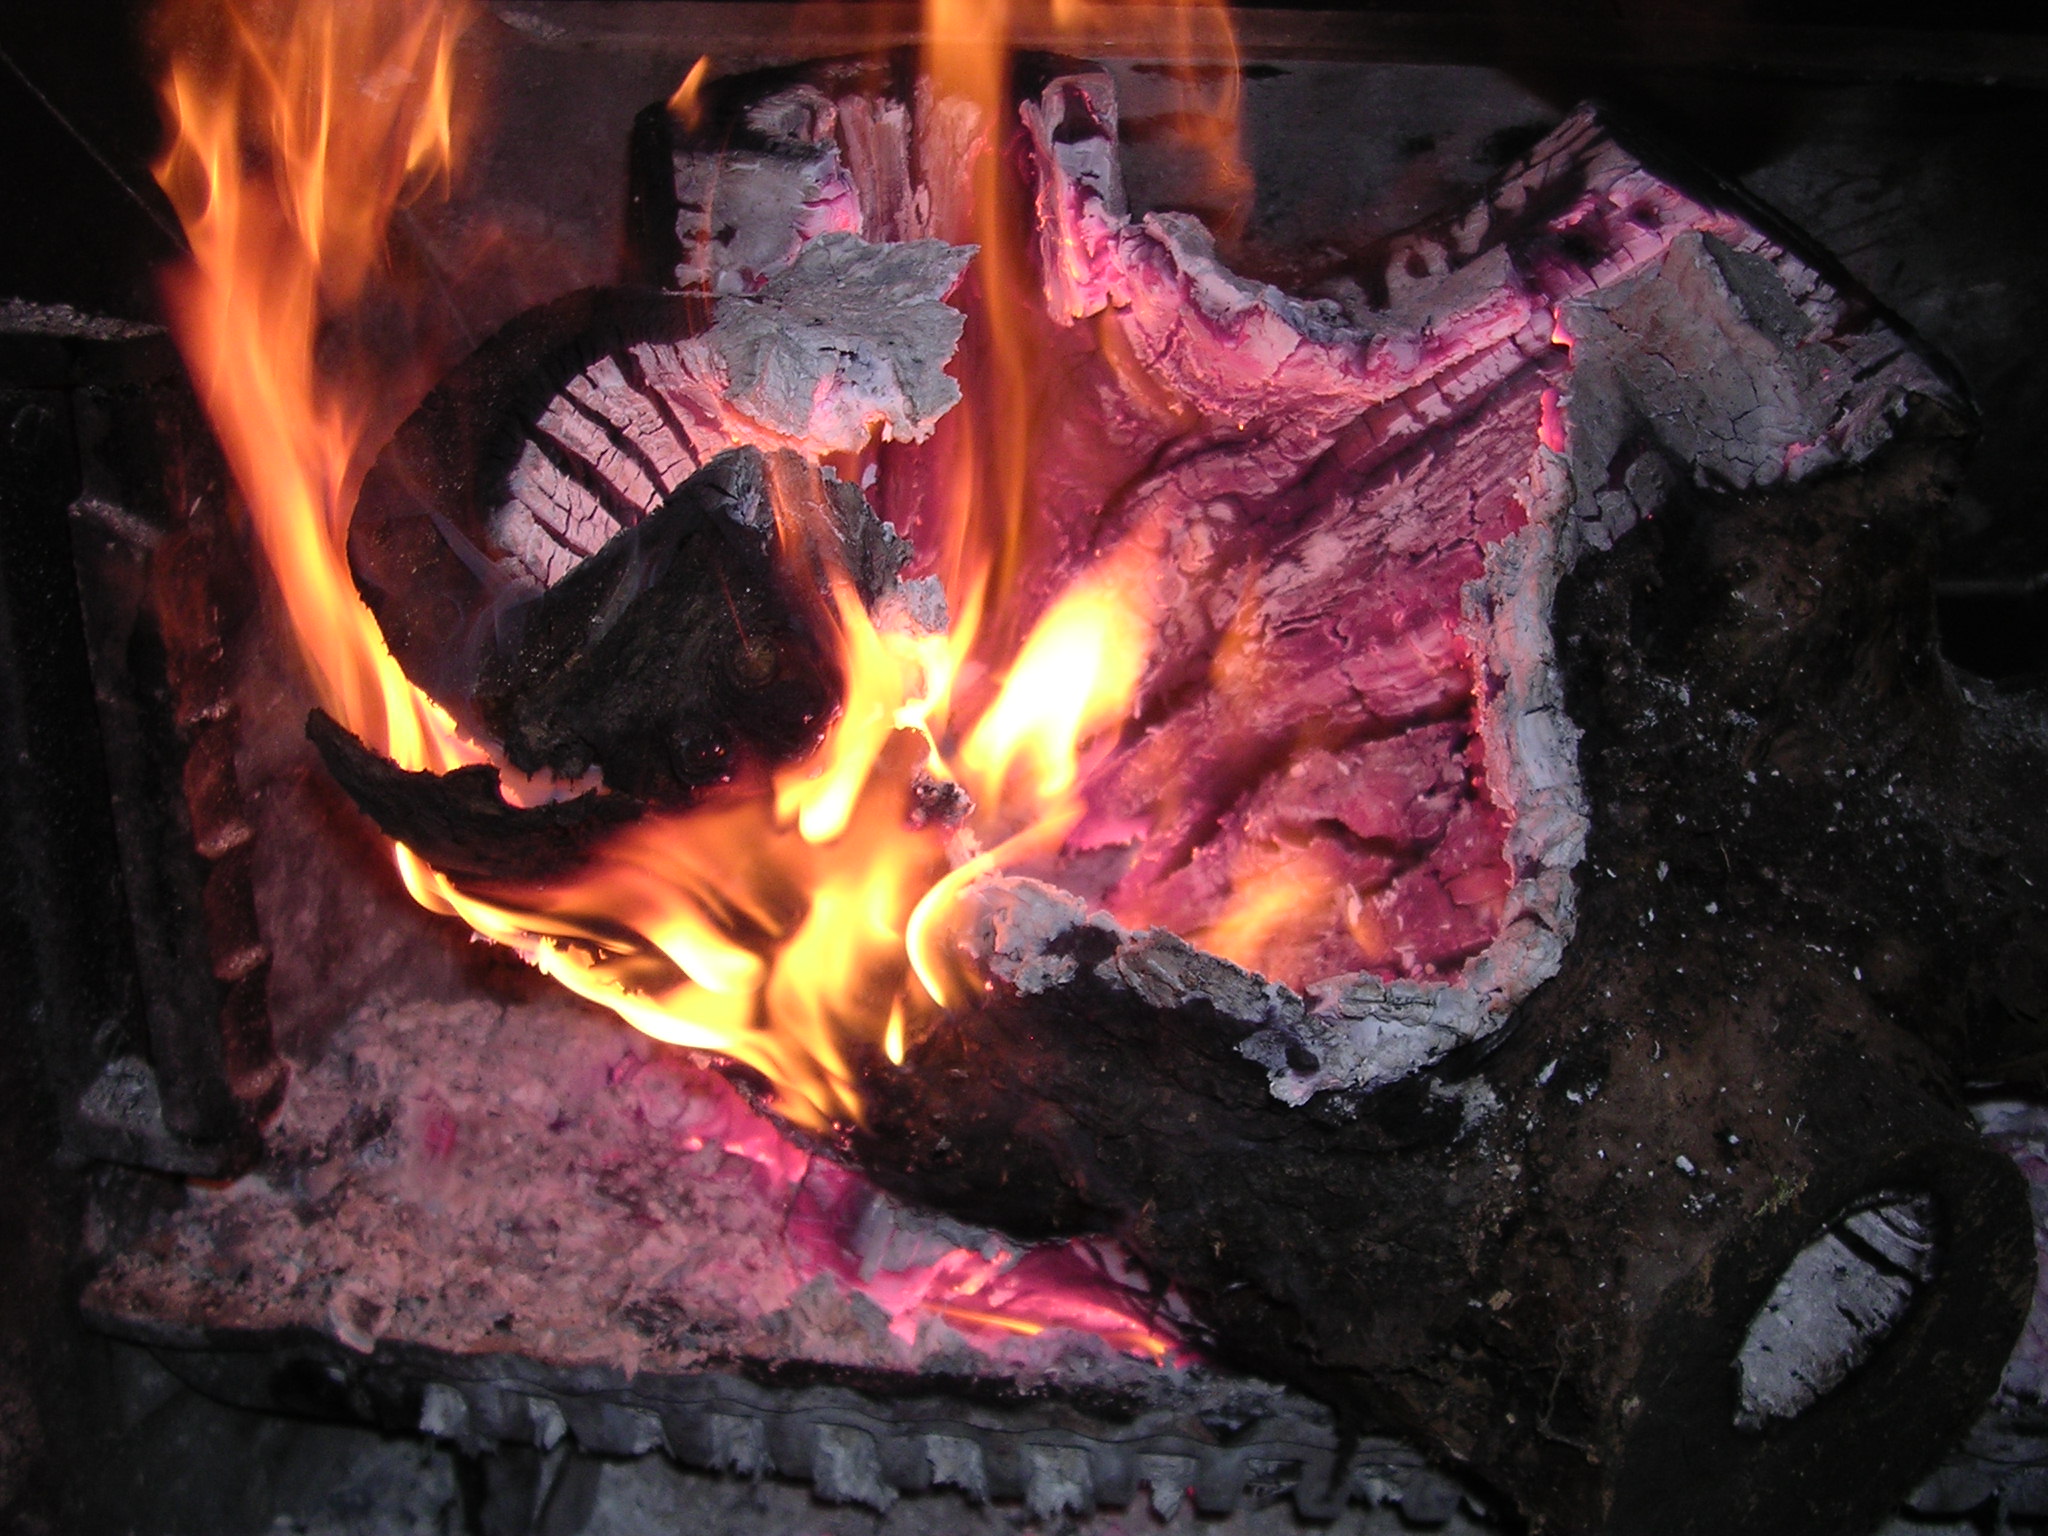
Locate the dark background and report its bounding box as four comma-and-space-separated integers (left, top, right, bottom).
6, 0, 2048, 317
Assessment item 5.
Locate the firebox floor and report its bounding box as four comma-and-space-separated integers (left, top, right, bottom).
60, 1336, 2032, 1536
77, 988, 1477, 1526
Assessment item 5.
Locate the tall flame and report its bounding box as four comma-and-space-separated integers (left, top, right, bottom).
155, 0, 1238, 1129
154, 0, 477, 777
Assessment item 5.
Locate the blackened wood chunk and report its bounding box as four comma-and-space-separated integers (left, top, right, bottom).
319, 446, 917, 875
350, 287, 707, 733
809, 77, 2040, 1536
475, 447, 868, 798
305, 708, 640, 885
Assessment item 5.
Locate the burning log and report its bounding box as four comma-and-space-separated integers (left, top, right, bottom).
305, 51, 2046, 1536
853, 870, 2031, 1536
346, 246, 969, 735
324, 445, 905, 877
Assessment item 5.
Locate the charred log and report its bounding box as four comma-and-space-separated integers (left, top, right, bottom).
348, 285, 703, 733
840, 424, 2042, 1536
627, 51, 978, 293
350, 265, 966, 750
851, 899, 2033, 1536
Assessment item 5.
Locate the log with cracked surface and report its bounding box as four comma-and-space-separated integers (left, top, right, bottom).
336, 56, 1953, 1107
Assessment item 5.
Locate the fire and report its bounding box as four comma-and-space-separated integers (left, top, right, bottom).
959, 551, 1154, 813
667, 54, 713, 133
152, 0, 1238, 1131
153, 0, 478, 779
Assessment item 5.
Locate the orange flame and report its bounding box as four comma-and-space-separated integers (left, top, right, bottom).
667, 54, 713, 133
153, 0, 477, 777
959, 549, 1153, 815
153, 0, 1248, 1130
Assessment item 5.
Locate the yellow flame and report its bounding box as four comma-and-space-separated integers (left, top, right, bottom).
154, 0, 478, 776
960, 558, 1151, 811
667, 54, 713, 132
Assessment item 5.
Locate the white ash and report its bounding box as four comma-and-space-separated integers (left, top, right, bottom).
83, 995, 1190, 1393
1733, 1193, 1940, 1432
489, 232, 971, 595
1972, 1101, 2048, 1416
708, 232, 974, 449
665, 84, 864, 296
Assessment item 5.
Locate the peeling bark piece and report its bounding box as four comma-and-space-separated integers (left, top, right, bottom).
306, 708, 639, 884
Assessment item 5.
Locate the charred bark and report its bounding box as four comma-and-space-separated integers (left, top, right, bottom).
320, 445, 928, 875
305, 710, 640, 885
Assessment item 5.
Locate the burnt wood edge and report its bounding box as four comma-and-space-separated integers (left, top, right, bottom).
304, 709, 642, 886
